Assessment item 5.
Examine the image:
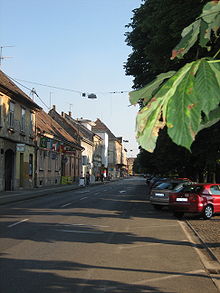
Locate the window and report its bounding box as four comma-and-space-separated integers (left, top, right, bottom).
29, 154, 33, 177
39, 150, 44, 170
9, 101, 15, 128
48, 151, 51, 170
210, 185, 220, 195
30, 112, 34, 132
21, 108, 26, 131
82, 155, 87, 165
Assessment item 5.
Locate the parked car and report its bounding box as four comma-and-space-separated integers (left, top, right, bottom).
148, 177, 168, 192
169, 183, 220, 219
150, 180, 191, 210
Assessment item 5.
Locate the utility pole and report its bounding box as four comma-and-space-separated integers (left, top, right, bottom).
0, 45, 14, 67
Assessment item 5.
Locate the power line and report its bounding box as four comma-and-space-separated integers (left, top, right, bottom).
6, 74, 50, 109
11, 77, 84, 94
10, 77, 130, 95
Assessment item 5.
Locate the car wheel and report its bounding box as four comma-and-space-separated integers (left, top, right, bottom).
203, 205, 213, 220
153, 205, 163, 210
173, 211, 184, 219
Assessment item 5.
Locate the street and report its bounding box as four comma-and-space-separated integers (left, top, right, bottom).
0, 177, 219, 293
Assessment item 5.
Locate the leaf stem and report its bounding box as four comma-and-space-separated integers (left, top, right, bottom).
208, 60, 220, 63
213, 49, 220, 59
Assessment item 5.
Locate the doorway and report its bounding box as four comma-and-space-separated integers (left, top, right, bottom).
5, 149, 14, 191
20, 153, 24, 187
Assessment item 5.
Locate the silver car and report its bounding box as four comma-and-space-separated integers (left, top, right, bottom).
150, 181, 190, 210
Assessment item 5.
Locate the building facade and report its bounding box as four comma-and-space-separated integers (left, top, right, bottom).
36, 109, 83, 187
0, 70, 41, 191
92, 119, 127, 179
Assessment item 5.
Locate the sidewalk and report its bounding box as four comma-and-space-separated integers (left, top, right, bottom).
0, 180, 105, 206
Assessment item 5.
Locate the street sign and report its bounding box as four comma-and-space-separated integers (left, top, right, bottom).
16, 143, 25, 152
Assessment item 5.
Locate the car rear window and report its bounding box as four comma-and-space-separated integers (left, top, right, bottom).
155, 182, 183, 190
182, 185, 204, 194
155, 182, 171, 189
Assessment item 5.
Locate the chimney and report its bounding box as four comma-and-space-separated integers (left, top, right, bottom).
68, 111, 72, 117
61, 111, 65, 118
52, 105, 56, 111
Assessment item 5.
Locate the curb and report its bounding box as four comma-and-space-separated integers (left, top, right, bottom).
186, 220, 220, 274
180, 220, 220, 292
0, 180, 114, 206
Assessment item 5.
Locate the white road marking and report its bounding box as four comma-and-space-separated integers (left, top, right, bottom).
78, 190, 90, 194
61, 202, 72, 207
56, 229, 104, 234
104, 269, 205, 291
8, 218, 29, 228
80, 196, 88, 200
61, 223, 109, 228
119, 243, 162, 250
134, 269, 205, 284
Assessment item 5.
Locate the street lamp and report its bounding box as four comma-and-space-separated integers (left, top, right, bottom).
82, 93, 97, 99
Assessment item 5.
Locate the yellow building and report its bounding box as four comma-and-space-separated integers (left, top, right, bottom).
0, 70, 41, 191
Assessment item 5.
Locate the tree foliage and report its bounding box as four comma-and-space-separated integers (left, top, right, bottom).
128, 1, 220, 153
125, 0, 208, 88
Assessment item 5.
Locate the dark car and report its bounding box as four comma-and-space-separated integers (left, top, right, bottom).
169, 183, 220, 219
148, 177, 168, 192
150, 180, 191, 210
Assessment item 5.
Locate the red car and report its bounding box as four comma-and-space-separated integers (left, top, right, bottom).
169, 183, 220, 219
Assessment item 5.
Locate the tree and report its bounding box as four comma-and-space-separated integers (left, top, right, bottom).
125, 0, 208, 88
127, 1, 220, 153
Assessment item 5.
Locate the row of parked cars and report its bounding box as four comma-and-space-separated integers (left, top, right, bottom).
147, 176, 220, 219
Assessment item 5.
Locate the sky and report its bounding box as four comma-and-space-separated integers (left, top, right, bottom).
0, 0, 143, 157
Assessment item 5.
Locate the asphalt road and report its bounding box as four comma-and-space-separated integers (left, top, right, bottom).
0, 177, 219, 293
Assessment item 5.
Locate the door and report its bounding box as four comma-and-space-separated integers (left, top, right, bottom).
20, 153, 24, 187
5, 149, 14, 191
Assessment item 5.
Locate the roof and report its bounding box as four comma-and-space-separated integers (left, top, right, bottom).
92, 118, 117, 140
0, 70, 41, 110
36, 110, 82, 149
65, 115, 94, 143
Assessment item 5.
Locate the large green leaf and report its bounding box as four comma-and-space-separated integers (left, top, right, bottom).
135, 62, 193, 152
171, 20, 201, 59
194, 59, 220, 115
129, 71, 176, 105
209, 60, 220, 87
133, 58, 220, 152
172, 1, 220, 59
167, 62, 201, 149
199, 106, 220, 131
136, 100, 166, 153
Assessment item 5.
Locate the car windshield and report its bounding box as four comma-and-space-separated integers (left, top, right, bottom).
173, 183, 185, 192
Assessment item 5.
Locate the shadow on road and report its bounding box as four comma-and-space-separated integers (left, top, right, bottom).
1, 255, 217, 293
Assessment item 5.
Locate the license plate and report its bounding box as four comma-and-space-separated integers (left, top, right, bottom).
155, 193, 165, 197
176, 198, 188, 202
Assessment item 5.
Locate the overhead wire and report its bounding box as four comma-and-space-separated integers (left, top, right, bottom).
6, 73, 132, 111
7, 74, 50, 109
9, 76, 130, 95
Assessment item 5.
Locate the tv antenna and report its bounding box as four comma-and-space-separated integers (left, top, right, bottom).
0, 45, 15, 67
